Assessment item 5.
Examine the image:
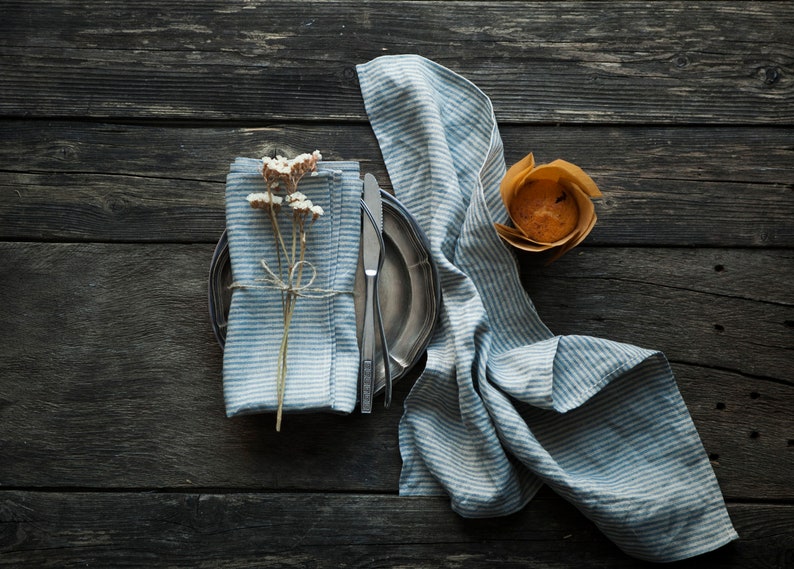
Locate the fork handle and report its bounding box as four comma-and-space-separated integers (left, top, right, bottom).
375, 276, 391, 409
359, 272, 376, 413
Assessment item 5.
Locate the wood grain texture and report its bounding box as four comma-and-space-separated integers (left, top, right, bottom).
1, 2, 791, 564
1, 492, 792, 569
0, 2, 791, 123
521, 247, 794, 379
1, 122, 792, 245
0, 242, 790, 497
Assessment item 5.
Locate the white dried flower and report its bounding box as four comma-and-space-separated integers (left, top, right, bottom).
290, 199, 314, 213
261, 150, 322, 194
247, 192, 267, 203
247, 192, 283, 210
287, 192, 307, 203
310, 204, 324, 219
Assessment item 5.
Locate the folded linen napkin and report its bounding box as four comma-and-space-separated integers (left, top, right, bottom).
223, 158, 361, 416
357, 55, 738, 562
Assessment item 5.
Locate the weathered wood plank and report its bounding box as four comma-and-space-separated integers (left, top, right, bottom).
4, 121, 793, 185
1, 122, 792, 245
0, 491, 790, 568
0, 243, 790, 497
1, 1, 789, 564
0, 2, 791, 123
521, 247, 794, 379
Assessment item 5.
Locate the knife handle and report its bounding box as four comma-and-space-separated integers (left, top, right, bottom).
360, 272, 377, 414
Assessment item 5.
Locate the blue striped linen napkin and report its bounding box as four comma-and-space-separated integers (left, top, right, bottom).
357, 55, 738, 562
223, 158, 361, 416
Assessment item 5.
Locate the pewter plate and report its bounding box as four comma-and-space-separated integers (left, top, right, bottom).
208, 190, 439, 397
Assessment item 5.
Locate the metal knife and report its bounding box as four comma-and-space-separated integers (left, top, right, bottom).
360, 173, 384, 413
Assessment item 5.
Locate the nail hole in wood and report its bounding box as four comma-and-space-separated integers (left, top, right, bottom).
750, 392, 760, 399
715, 402, 726, 410
788, 439, 794, 447
708, 453, 719, 461
714, 264, 725, 272
750, 431, 760, 439
763, 66, 781, 85
714, 324, 725, 332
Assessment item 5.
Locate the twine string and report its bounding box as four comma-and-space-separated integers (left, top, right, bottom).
229, 259, 352, 298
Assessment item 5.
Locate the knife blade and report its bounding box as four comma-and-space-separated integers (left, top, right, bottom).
360, 173, 383, 413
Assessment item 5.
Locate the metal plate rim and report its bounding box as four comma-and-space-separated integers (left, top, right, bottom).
208, 190, 439, 393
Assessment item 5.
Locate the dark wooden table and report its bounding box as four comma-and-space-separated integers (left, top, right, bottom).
1, 2, 792, 567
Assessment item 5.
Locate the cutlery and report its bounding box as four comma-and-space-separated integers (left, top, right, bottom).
359, 173, 390, 412
373, 195, 392, 409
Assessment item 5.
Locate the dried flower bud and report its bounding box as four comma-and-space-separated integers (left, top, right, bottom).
290, 199, 314, 213
261, 150, 322, 193
247, 192, 283, 210
310, 204, 324, 220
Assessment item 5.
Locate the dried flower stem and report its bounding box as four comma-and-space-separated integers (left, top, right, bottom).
246, 150, 323, 431
274, 228, 307, 431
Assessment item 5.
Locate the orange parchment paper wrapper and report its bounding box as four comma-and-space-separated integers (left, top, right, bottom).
495, 153, 602, 263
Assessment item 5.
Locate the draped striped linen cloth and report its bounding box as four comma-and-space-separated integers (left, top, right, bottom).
223, 158, 361, 416
357, 55, 737, 562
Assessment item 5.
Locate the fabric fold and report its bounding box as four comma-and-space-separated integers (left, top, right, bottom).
490, 335, 658, 413
222, 158, 361, 417
357, 54, 737, 562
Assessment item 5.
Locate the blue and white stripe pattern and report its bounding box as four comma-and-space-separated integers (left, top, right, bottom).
357, 55, 737, 562
223, 158, 361, 416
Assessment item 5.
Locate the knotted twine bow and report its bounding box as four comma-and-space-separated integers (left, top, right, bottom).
230, 259, 353, 299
